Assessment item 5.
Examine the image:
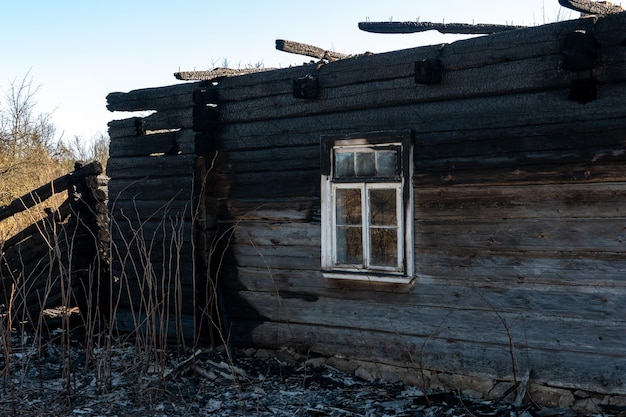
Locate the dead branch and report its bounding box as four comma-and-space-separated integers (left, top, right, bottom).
559, 0, 623, 16
358, 21, 526, 35
276, 39, 351, 62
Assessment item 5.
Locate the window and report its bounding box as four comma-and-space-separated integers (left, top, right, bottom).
321, 131, 414, 283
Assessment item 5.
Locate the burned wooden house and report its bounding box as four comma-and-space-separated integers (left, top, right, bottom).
105, 8, 626, 409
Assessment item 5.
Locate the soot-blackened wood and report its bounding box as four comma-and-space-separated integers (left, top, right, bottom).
108, 177, 193, 201
108, 129, 196, 158
562, 30, 600, 71
106, 154, 196, 179
107, 108, 193, 138
115, 311, 196, 340
417, 250, 626, 287
224, 146, 320, 173
232, 290, 626, 354
226, 265, 626, 322
234, 320, 624, 394
174, 67, 274, 81
416, 217, 626, 253
217, 18, 600, 104
216, 81, 626, 152
358, 21, 525, 34
559, 0, 623, 16
415, 183, 626, 220
106, 82, 200, 112
217, 50, 626, 123
221, 197, 320, 222
68, 163, 111, 326
225, 170, 319, 199
276, 39, 352, 62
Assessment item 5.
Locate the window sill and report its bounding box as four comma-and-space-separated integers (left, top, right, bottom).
322, 271, 414, 284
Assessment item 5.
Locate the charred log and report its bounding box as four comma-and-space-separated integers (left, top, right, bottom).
276, 39, 353, 62
358, 21, 525, 35
559, 0, 623, 16
174, 67, 273, 81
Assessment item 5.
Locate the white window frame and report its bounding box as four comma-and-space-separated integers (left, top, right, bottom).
321, 131, 414, 284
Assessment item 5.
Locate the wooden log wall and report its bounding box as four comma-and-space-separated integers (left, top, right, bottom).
106, 82, 219, 342
203, 13, 626, 396
0, 162, 107, 323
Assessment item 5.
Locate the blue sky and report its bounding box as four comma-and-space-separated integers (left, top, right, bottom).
1, 1, 573, 142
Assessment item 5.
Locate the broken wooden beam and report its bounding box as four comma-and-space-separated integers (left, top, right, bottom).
174, 67, 273, 81
276, 39, 351, 62
559, 0, 623, 16
358, 21, 526, 35
0, 162, 103, 222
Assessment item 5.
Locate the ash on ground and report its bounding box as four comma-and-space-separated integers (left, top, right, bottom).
0, 328, 613, 417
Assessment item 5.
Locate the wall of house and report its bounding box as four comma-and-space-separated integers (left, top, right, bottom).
209, 13, 626, 398
106, 82, 209, 340
106, 12, 626, 403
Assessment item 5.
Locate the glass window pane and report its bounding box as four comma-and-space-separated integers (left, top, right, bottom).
377, 150, 398, 177
369, 189, 397, 226
336, 226, 363, 265
335, 152, 354, 178
355, 152, 376, 177
336, 188, 361, 225
370, 228, 398, 267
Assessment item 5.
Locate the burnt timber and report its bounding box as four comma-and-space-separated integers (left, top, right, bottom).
106, 12, 626, 404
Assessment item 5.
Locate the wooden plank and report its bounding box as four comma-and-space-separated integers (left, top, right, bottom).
229, 290, 626, 354
416, 217, 626, 253
224, 169, 320, 199
106, 154, 197, 179
219, 122, 626, 182
106, 82, 201, 112
415, 250, 626, 287
114, 310, 196, 341
228, 244, 320, 270
107, 176, 193, 201
221, 197, 320, 222
229, 320, 626, 394
223, 145, 320, 173
217, 83, 626, 151
415, 183, 626, 220
226, 221, 320, 247
107, 108, 193, 138
110, 219, 195, 243
108, 198, 195, 220
225, 265, 626, 322
218, 55, 579, 123
216, 27, 626, 124
108, 129, 196, 158
418, 121, 626, 158
417, 160, 626, 187
216, 18, 599, 103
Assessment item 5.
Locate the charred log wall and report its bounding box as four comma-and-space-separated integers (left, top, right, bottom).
0, 162, 107, 324
106, 82, 219, 342
209, 14, 626, 396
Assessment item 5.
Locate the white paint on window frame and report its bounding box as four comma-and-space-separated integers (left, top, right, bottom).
320, 131, 414, 284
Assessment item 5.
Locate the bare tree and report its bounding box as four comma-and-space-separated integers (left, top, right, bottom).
0, 73, 61, 207
55, 133, 109, 169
